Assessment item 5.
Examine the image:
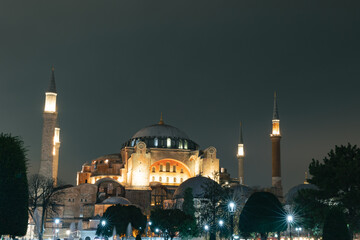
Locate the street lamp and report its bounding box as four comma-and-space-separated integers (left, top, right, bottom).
101, 220, 106, 227
287, 215, 294, 240
218, 220, 224, 227
295, 227, 302, 237
204, 225, 209, 240
228, 201, 236, 240
54, 218, 60, 240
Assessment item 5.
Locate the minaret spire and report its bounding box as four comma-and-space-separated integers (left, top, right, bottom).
270, 92, 283, 198
237, 122, 245, 184
239, 122, 244, 144
273, 91, 279, 120
48, 65, 57, 93
39, 66, 60, 185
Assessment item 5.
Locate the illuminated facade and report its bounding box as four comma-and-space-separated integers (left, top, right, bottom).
77, 117, 220, 212
39, 66, 61, 185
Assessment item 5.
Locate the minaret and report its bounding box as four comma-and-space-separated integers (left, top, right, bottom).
237, 122, 245, 184
270, 92, 282, 193
39, 66, 60, 185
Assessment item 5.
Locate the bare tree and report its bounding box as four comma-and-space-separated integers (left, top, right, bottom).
28, 174, 65, 240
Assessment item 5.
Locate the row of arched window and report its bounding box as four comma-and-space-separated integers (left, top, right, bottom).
151, 176, 184, 183
122, 137, 198, 150
152, 163, 184, 173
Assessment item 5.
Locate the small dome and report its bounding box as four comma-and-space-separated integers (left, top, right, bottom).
285, 183, 317, 204
82, 162, 91, 167
101, 197, 131, 205
229, 184, 253, 199
173, 176, 220, 199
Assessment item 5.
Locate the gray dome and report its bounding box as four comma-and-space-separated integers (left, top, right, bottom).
285, 183, 317, 204
173, 176, 220, 199
122, 122, 199, 150
230, 184, 253, 199
132, 124, 189, 139
101, 197, 131, 205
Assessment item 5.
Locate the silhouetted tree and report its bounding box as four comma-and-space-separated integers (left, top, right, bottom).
96, 205, 146, 237
198, 178, 227, 240
239, 192, 286, 240
150, 208, 191, 240
180, 188, 198, 239
28, 174, 65, 240
0, 133, 28, 238
296, 144, 360, 237
323, 208, 350, 240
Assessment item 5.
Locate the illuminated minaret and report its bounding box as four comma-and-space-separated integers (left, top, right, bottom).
270, 92, 282, 191
237, 122, 245, 184
39, 66, 61, 185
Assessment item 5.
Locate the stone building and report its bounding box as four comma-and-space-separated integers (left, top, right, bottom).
32, 67, 290, 240
76, 116, 220, 213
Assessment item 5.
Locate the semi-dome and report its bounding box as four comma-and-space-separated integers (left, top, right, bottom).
122, 119, 199, 150
101, 196, 131, 205
285, 183, 317, 204
173, 176, 220, 199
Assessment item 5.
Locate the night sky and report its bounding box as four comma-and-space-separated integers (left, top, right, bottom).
1, 0, 360, 192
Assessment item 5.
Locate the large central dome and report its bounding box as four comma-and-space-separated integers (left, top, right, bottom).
132, 123, 189, 139
122, 118, 199, 150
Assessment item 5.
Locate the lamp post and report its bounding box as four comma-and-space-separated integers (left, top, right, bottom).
295, 227, 302, 237
287, 215, 293, 240
54, 218, 60, 240
228, 201, 236, 240
204, 225, 209, 240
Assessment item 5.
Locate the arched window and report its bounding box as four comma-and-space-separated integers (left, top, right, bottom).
152, 167, 155, 173
166, 177, 169, 183
180, 168, 184, 173
166, 162, 170, 172
184, 140, 188, 149
173, 165, 176, 172
159, 177, 162, 182
131, 139, 135, 146
152, 176, 155, 182
167, 138, 171, 148
179, 140, 183, 149
174, 177, 177, 183
154, 138, 158, 147
180, 178, 183, 183
160, 165, 163, 172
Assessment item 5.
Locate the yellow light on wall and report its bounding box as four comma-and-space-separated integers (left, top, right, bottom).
237, 144, 244, 157
44, 92, 57, 112
271, 119, 280, 136
54, 128, 60, 144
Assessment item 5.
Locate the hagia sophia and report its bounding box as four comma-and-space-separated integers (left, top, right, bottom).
28, 68, 309, 240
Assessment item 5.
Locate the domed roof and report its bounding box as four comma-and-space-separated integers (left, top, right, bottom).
229, 184, 253, 199
132, 123, 189, 139
285, 183, 317, 204
122, 119, 199, 150
173, 176, 220, 199
101, 197, 131, 205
